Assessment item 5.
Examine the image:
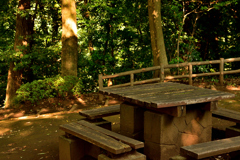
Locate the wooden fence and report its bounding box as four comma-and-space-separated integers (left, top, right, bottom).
98, 57, 240, 89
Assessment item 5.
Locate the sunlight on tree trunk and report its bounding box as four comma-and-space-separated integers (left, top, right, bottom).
148, 0, 169, 78
5, 0, 33, 108
61, 0, 78, 77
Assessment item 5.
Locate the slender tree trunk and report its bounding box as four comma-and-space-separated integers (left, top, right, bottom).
5, 0, 32, 108
61, 0, 78, 77
52, 2, 61, 43
148, 0, 169, 78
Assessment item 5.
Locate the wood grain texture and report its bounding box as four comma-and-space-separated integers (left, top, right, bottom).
59, 122, 131, 154
76, 120, 144, 149
79, 105, 120, 120
100, 82, 235, 108
180, 136, 240, 159
212, 107, 240, 124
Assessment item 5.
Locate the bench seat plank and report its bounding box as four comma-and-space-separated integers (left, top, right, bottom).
76, 120, 144, 149
212, 107, 240, 124
79, 105, 120, 120
180, 136, 240, 159
59, 122, 131, 154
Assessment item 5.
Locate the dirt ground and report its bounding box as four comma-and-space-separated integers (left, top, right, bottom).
1, 82, 240, 160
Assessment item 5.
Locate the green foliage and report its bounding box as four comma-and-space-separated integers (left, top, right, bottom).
0, 0, 240, 107
15, 75, 83, 104
77, 0, 152, 90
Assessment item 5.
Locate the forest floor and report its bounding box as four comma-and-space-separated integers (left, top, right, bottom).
0, 80, 240, 160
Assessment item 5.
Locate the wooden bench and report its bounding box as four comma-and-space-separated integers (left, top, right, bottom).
212, 107, 240, 138
79, 105, 120, 130
212, 107, 240, 124
178, 136, 240, 160
79, 105, 120, 120
59, 120, 145, 160
169, 136, 240, 160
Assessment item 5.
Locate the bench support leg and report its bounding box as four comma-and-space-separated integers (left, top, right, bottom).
59, 135, 85, 160
98, 151, 146, 160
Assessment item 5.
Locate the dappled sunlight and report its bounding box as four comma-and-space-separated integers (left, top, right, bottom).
65, 60, 74, 70
22, 40, 27, 46
0, 111, 25, 120
64, 19, 77, 38
0, 127, 10, 135
37, 113, 64, 119
152, 10, 159, 18
20, 130, 32, 137
12, 111, 25, 118
181, 133, 199, 146
181, 119, 202, 146
17, 112, 66, 120
226, 85, 240, 91
223, 99, 237, 103
24, 121, 33, 126
0, 109, 11, 114
77, 97, 86, 106
165, 76, 175, 80
18, 116, 30, 120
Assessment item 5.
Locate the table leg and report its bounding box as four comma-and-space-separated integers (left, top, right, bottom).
144, 106, 212, 160
120, 103, 145, 141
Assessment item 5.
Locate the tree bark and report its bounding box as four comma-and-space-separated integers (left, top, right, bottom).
148, 0, 169, 78
5, 0, 33, 108
61, 0, 78, 77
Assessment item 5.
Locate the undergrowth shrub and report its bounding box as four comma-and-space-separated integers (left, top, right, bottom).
14, 75, 83, 104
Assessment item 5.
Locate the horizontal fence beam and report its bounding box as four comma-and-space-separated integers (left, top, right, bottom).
103, 78, 161, 89
102, 66, 160, 79
99, 57, 240, 89
224, 57, 240, 63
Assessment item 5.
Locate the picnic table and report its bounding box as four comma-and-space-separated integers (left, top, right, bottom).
100, 82, 235, 160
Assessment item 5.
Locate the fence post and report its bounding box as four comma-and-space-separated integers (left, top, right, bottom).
98, 74, 104, 101
189, 63, 192, 85
130, 73, 134, 86
160, 64, 164, 82
98, 74, 103, 90
220, 58, 224, 85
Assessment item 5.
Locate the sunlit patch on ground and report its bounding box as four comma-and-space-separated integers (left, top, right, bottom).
77, 97, 86, 106
226, 85, 240, 91
0, 127, 10, 136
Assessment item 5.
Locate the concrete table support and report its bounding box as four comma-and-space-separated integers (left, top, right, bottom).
120, 103, 212, 160
144, 106, 212, 160
120, 103, 145, 141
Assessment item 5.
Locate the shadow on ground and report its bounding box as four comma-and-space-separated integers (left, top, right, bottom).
0, 84, 240, 160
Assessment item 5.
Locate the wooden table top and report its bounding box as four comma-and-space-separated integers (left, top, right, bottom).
99, 82, 235, 108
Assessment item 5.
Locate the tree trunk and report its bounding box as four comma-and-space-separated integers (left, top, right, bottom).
148, 0, 169, 78
5, 0, 32, 108
61, 0, 78, 77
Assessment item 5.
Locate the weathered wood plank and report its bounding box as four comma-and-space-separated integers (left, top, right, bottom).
126, 90, 232, 108
180, 136, 240, 159
100, 82, 235, 108
59, 122, 131, 154
101, 82, 178, 95
212, 107, 240, 124
76, 120, 144, 149
79, 105, 120, 120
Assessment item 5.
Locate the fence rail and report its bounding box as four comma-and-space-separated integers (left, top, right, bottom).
98, 57, 240, 89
